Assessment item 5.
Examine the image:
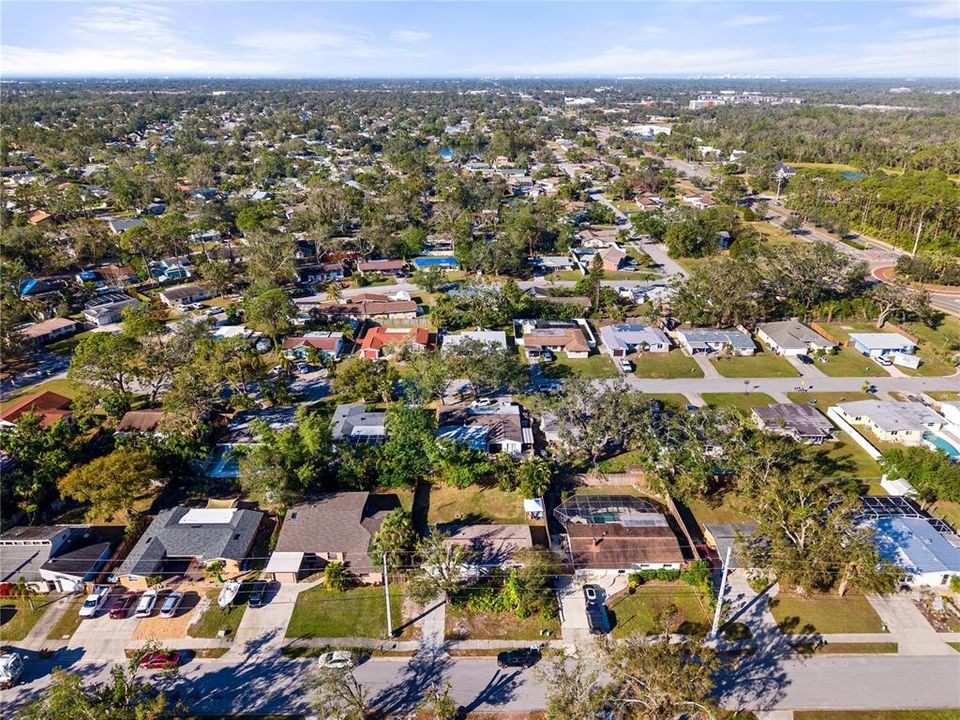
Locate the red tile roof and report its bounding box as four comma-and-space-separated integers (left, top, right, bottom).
359, 326, 431, 353
0, 391, 72, 427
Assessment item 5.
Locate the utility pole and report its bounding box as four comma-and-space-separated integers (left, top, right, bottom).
383, 553, 393, 638
709, 545, 732, 641
775, 174, 783, 201
912, 220, 923, 258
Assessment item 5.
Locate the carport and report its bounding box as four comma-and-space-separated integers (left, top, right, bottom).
263, 551, 305, 583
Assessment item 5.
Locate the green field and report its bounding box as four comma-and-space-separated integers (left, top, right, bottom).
817, 348, 888, 377
0, 599, 48, 641
541, 353, 619, 380
701, 392, 776, 412
609, 585, 712, 638
770, 593, 885, 635
424, 483, 529, 525
710, 352, 798, 378
632, 350, 704, 379
286, 584, 404, 639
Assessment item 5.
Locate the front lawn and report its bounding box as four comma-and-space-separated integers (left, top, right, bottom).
188, 589, 248, 639
286, 584, 404, 640
631, 350, 704, 379
769, 593, 885, 635
608, 585, 712, 638
786, 391, 872, 406
792, 641, 898, 656
645, 393, 690, 409
45, 598, 84, 640
710, 352, 798, 378
809, 434, 883, 482
0, 599, 48, 641
445, 604, 559, 641
816, 348, 888, 377
425, 483, 529, 525
541, 353, 618, 380
701, 392, 776, 412
900, 317, 960, 377
927, 391, 960, 401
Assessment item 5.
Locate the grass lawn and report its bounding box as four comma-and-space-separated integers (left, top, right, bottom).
0, 378, 97, 411
930, 500, 960, 530
631, 350, 703, 379
645, 393, 690, 409
856, 428, 902, 455
46, 598, 84, 640
541, 353, 618, 380
752, 221, 806, 247
817, 348, 888, 377
686, 496, 756, 528
0, 599, 48, 641
899, 349, 956, 377
786, 391, 872, 406
809, 434, 883, 482
790, 161, 860, 173
701, 392, 776, 412
425, 483, 528, 525
286, 584, 405, 640
950, 642, 960, 653
46, 329, 96, 355
792, 641, 898, 656
769, 593, 885, 635
795, 713, 960, 720
927, 391, 960, 401
608, 585, 712, 638
188, 589, 248, 639
710, 352, 798, 378
816, 322, 878, 344
445, 604, 560, 641
598, 449, 648, 473
900, 317, 960, 378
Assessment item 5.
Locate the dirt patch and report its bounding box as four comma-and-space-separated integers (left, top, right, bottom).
130, 586, 206, 641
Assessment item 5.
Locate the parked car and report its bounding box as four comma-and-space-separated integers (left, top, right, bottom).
139, 651, 181, 670
317, 651, 355, 669
109, 593, 137, 619
496, 648, 541, 669
248, 581, 268, 608
159, 591, 184, 618
583, 584, 599, 606
617, 358, 632, 373
0, 653, 24, 690
134, 589, 160, 618
866, 385, 878, 394
79, 585, 112, 618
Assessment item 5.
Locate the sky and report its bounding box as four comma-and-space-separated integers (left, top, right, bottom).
2, 1, 959, 79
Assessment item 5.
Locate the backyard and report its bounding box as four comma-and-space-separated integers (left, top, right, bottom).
423, 483, 529, 526
608, 585, 712, 638
631, 350, 703, 379
710, 352, 798, 378
285, 584, 406, 640
769, 593, 885, 635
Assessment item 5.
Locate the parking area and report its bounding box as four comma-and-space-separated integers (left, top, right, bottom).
557, 572, 628, 646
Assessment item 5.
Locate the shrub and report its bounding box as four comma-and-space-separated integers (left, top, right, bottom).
950, 576, 960, 593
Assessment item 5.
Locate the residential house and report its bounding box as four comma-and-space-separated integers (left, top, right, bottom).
437, 401, 534, 457
203, 406, 298, 478
159, 283, 215, 308
264, 492, 398, 584
83, 292, 139, 326
412, 256, 459, 271
849, 332, 917, 359
330, 404, 387, 445
0, 391, 72, 428
298, 262, 344, 284
635, 195, 662, 211
703, 523, 759, 570
115, 507, 263, 590
834, 400, 946, 447
681, 195, 717, 210
281, 332, 345, 362
757, 320, 836, 356
514, 319, 595, 359
600, 323, 670, 357
0, 525, 112, 592
553, 495, 684, 574
775, 163, 797, 181
864, 516, 960, 587
357, 259, 407, 277
358, 325, 431, 359
598, 245, 629, 272
18, 318, 79, 347
529, 255, 575, 273
307, 299, 419, 322
675, 328, 756, 356
116, 409, 170, 435
440, 524, 534, 577
752, 403, 835, 444
106, 217, 145, 234
441, 329, 508, 353
524, 286, 592, 310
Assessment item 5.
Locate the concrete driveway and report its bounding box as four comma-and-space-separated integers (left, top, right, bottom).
67, 601, 138, 660
228, 582, 311, 659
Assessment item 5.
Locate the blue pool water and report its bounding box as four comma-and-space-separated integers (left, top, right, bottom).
924, 432, 960, 459
439, 148, 454, 160
841, 171, 867, 180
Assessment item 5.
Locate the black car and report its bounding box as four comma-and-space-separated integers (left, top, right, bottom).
248, 581, 268, 608
496, 648, 541, 669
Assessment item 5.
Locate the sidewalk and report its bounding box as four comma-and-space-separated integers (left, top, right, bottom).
866, 594, 956, 656
18, 594, 76, 651
225, 582, 314, 659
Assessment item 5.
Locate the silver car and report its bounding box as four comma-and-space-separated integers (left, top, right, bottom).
159, 591, 184, 618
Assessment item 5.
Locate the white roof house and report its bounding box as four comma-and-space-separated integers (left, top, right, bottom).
849, 332, 917, 357
675, 328, 756, 356
599, 324, 670, 357
757, 320, 836, 356
834, 400, 946, 446
441, 330, 508, 353
866, 516, 960, 587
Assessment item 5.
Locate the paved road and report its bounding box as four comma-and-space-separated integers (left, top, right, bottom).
625, 373, 959, 395
5, 651, 960, 715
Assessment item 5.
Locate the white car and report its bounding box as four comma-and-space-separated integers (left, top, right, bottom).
317, 651, 355, 669
78, 585, 112, 618
617, 358, 633, 373
134, 589, 160, 618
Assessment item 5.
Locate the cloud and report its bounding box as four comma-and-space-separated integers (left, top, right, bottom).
720, 15, 775, 27
910, 1, 960, 20
233, 30, 383, 58
391, 29, 431, 43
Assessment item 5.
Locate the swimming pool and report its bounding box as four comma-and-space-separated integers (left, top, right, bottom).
923, 432, 960, 459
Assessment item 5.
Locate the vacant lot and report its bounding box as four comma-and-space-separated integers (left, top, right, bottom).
286, 584, 405, 640
817, 348, 888, 377
770, 593, 885, 635
710, 352, 798, 378
446, 604, 560, 641
701, 392, 776, 412
608, 585, 712, 638
425, 483, 528, 525
631, 350, 703, 379
810, 433, 883, 483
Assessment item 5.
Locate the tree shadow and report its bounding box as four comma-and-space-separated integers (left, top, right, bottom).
368, 648, 453, 717
412, 481, 431, 534
457, 668, 522, 716
393, 599, 445, 637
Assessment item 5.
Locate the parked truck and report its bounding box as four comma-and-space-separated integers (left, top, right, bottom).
0, 652, 24, 689
586, 604, 611, 635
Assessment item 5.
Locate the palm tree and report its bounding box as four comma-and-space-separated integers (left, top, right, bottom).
15, 576, 38, 611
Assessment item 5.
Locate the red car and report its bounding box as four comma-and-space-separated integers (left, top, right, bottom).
138, 651, 181, 670
109, 593, 137, 619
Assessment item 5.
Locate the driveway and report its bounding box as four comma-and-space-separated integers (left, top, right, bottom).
67, 603, 138, 660
229, 582, 311, 658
